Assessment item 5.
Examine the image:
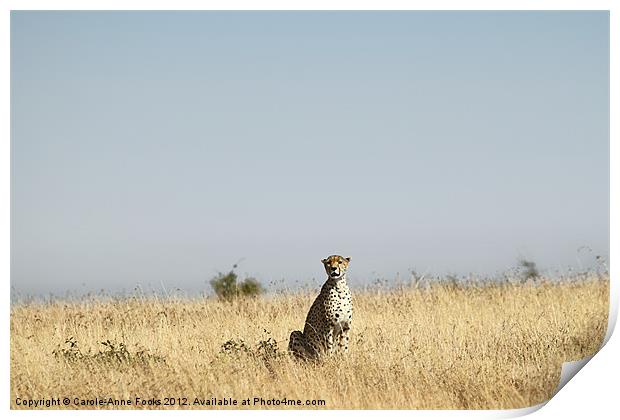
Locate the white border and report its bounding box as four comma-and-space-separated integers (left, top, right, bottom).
3, 1, 616, 419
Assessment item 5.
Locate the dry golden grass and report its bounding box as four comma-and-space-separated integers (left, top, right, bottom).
11, 276, 609, 410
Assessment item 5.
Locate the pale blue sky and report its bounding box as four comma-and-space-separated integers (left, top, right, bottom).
11, 11, 609, 297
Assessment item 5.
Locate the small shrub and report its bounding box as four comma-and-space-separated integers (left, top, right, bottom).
219, 334, 283, 376
256, 337, 279, 361
210, 271, 239, 301
52, 337, 83, 362
518, 259, 540, 281
238, 277, 264, 298
210, 270, 264, 301
53, 338, 165, 366
220, 339, 252, 357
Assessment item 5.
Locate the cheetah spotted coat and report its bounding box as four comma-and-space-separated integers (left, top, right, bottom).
288, 255, 353, 359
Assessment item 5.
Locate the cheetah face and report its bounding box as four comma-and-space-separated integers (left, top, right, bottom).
322, 255, 351, 280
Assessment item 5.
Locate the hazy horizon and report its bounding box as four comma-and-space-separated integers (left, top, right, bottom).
11, 11, 609, 298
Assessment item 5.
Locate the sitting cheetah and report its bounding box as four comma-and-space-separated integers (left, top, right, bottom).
288, 255, 353, 359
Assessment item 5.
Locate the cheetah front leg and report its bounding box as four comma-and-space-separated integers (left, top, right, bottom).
336, 322, 350, 354
326, 327, 335, 354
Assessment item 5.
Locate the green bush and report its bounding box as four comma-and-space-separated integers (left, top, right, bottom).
518, 259, 540, 281
210, 270, 265, 301
238, 277, 263, 297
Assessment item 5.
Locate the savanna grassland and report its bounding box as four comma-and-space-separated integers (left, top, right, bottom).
10, 275, 609, 410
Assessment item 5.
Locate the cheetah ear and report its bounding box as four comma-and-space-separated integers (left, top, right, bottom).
321, 258, 328, 264
345, 257, 351, 262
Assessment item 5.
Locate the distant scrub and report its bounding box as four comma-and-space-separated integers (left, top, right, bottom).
518, 259, 540, 281
210, 270, 264, 301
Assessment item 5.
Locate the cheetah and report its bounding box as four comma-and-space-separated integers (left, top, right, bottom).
288, 255, 353, 359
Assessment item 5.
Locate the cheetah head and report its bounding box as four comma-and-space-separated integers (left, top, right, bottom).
322, 255, 351, 280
